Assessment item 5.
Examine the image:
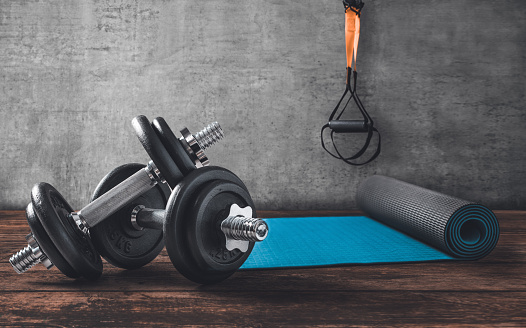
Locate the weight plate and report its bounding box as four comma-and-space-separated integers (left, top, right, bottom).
132, 115, 183, 188
89, 163, 170, 269
164, 166, 252, 284
152, 117, 196, 175
26, 202, 79, 278
188, 180, 256, 278
31, 183, 102, 280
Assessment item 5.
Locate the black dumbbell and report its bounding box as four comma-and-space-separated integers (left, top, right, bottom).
9, 116, 223, 280
163, 166, 268, 284
91, 164, 268, 284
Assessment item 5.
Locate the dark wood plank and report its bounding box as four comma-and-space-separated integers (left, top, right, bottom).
1, 210, 525, 327
2, 291, 526, 327
2, 261, 526, 293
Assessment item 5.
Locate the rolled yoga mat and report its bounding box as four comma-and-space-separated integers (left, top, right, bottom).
242, 175, 499, 269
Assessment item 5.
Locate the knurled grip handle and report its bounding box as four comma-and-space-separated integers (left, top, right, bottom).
78, 168, 156, 228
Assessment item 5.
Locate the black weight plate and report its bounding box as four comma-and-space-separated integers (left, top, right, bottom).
31, 183, 102, 280
89, 163, 170, 269
152, 117, 196, 175
132, 115, 183, 188
164, 166, 252, 284
188, 180, 256, 281
26, 202, 79, 278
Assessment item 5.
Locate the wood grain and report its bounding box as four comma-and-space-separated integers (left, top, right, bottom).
1, 210, 525, 327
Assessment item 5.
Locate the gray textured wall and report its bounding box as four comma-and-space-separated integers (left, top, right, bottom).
0, 0, 525, 211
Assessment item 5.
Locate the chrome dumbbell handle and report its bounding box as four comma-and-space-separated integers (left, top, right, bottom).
74, 162, 162, 231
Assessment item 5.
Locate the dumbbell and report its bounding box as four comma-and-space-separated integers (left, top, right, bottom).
9, 115, 223, 280
89, 164, 268, 284
163, 166, 269, 284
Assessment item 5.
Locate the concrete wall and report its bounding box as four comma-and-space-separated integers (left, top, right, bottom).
0, 0, 524, 210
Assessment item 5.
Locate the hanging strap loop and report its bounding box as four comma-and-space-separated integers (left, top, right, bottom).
321, 1, 381, 166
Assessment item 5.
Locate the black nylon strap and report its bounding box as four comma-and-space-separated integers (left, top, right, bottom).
321, 69, 381, 166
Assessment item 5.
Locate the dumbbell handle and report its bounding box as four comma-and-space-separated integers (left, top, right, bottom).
131, 206, 165, 230
131, 205, 269, 252
75, 162, 162, 230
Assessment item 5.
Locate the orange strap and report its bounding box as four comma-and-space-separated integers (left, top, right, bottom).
345, 8, 361, 71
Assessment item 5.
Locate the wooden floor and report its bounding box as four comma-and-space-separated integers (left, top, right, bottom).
1, 210, 525, 327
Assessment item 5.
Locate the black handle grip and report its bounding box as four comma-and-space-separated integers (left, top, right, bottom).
328, 120, 369, 133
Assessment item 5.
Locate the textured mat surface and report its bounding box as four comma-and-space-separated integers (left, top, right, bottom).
357, 176, 499, 260
242, 175, 499, 269
242, 216, 453, 269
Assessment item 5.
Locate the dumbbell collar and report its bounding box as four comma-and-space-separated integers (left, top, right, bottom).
221, 204, 268, 253
145, 161, 165, 184
179, 127, 209, 168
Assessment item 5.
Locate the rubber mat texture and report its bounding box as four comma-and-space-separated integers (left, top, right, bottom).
242, 175, 499, 269
242, 216, 452, 269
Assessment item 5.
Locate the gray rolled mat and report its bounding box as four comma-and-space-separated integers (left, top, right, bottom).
356, 175, 499, 260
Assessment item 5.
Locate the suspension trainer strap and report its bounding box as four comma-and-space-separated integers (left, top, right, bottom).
321, 0, 381, 166
346, 4, 360, 72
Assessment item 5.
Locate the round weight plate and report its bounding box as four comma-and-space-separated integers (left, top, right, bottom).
164, 166, 253, 284
132, 115, 183, 188
89, 163, 170, 269
31, 183, 102, 280
152, 117, 196, 175
26, 202, 79, 278
188, 180, 256, 279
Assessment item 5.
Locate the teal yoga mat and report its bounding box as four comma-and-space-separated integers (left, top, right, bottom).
242, 175, 499, 269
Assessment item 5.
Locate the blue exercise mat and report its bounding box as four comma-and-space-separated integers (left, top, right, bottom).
242, 216, 452, 269
242, 176, 499, 270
